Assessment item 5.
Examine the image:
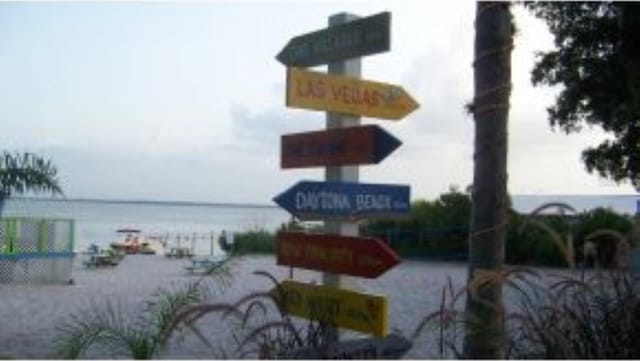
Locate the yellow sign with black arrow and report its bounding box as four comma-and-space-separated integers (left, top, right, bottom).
270, 279, 388, 337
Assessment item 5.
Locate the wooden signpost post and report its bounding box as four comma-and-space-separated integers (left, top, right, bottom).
287, 67, 419, 120
273, 10, 419, 353
270, 279, 388, 337
281, 125, 401, 169
276, 231, 400, 278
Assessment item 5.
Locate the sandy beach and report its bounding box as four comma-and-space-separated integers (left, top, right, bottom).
0, 254, 482, 359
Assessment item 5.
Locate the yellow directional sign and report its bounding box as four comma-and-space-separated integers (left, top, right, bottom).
270, 279, 388, 337
286, 67, 419, 120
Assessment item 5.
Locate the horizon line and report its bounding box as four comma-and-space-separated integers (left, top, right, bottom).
9, 196, 278, 209
9, 193, 639, 207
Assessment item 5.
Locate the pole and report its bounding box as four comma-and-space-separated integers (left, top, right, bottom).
323, 12, 362, 343
210, 231, 215, 257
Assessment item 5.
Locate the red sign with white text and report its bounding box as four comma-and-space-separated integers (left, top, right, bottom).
276, 231, 400, 278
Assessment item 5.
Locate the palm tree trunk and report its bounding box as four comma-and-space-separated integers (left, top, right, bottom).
463, 2, 513, 358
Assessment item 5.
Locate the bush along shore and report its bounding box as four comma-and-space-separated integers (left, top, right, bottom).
226, 187, 637, 269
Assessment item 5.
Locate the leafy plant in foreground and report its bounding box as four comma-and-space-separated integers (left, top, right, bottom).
54, 257, 236, 359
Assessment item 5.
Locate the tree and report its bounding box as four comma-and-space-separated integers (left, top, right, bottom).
527, 2, 640, 191
0, 151, 63, 214
464, 2, 513, 358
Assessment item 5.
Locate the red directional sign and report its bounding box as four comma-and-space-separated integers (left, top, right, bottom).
276, 231, 400, 278
281, 125, 401, 169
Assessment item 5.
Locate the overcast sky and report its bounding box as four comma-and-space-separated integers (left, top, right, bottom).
1, 1, 636, 204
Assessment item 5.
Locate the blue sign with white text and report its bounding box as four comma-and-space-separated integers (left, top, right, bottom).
273, 181, 410, 221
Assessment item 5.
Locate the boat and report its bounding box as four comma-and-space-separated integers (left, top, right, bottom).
109, 229, 142, 254
110, 229, 166, 255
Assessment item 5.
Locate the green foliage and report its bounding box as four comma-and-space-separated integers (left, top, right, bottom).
0, 152, 62, 198
55, 282, 208, 359
573, 207, 633, 267
507, 212, 572, 267
54, 259, 236, 359
362, 186, 471, 257
220, 230, 275, 255
526, 2, 640, 190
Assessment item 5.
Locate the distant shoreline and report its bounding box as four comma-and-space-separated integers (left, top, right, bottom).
7, 193, 639, 214
8, 196, 279, 209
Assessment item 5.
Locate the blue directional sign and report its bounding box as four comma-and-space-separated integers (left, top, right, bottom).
273, 181, 410, 221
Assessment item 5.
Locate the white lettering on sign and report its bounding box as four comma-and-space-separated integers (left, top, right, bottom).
355, 194, 391, 211
295, 191, 351, 211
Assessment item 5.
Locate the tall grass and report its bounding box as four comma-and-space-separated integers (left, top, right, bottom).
410, 202, 640, 359
161, 270, 338, 359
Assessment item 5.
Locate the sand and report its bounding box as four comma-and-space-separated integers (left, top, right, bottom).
0, 254, 476, 359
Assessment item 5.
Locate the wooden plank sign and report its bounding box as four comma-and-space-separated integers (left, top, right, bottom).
272, 180, 411, 221
276, 231, 400, 278
281, 125, 401, 169
276, 12, 390, 67
286, 67, 419, 120
270, 279, 388, 337
283, 334, 413, 359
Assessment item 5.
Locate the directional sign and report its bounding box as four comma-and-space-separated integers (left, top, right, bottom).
276, 231, 400, 278
276, 12, 390, 67
270, 279, 388, 337
287, 67, 419, 120
281, 125, 401, 169
272, 181, 410, 221
284, 334, 413, 359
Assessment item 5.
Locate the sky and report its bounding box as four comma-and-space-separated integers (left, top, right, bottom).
0, 0, 637, 204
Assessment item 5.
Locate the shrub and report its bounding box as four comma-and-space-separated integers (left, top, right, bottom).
220, 230, 275, 255
574, 207, 633, 268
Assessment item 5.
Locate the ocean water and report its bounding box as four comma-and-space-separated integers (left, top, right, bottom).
1, 194, 638, 254
1, 198, 291, 254
511, 194, 639, 215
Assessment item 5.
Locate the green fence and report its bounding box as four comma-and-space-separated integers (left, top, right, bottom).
0, 217, 75, 284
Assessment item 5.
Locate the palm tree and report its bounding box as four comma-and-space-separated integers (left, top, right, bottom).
463, 2, 513, 358
0, 151, 63, 215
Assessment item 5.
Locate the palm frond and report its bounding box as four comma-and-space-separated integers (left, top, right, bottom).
0, 152, 62, 197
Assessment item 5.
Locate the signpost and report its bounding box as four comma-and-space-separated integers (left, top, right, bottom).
274, 11, 417, 348
276, 231, 400, 278
281, 125, 401, 169
270, 279, 388, 337
272, 180, 410, 221
287, 67, 419, 120
284, 334, 413, 359
276, 12, 390, 67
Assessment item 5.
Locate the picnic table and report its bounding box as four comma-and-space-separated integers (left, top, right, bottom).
83, 254, 119, 267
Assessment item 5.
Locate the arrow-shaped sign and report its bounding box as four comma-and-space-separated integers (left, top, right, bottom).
276, 12, 390, 67
277, 231, 400, 278
273, 181, 410, 221
286, 67, 419, 120
270, 279, 388, 337
281, 125, 401, 169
